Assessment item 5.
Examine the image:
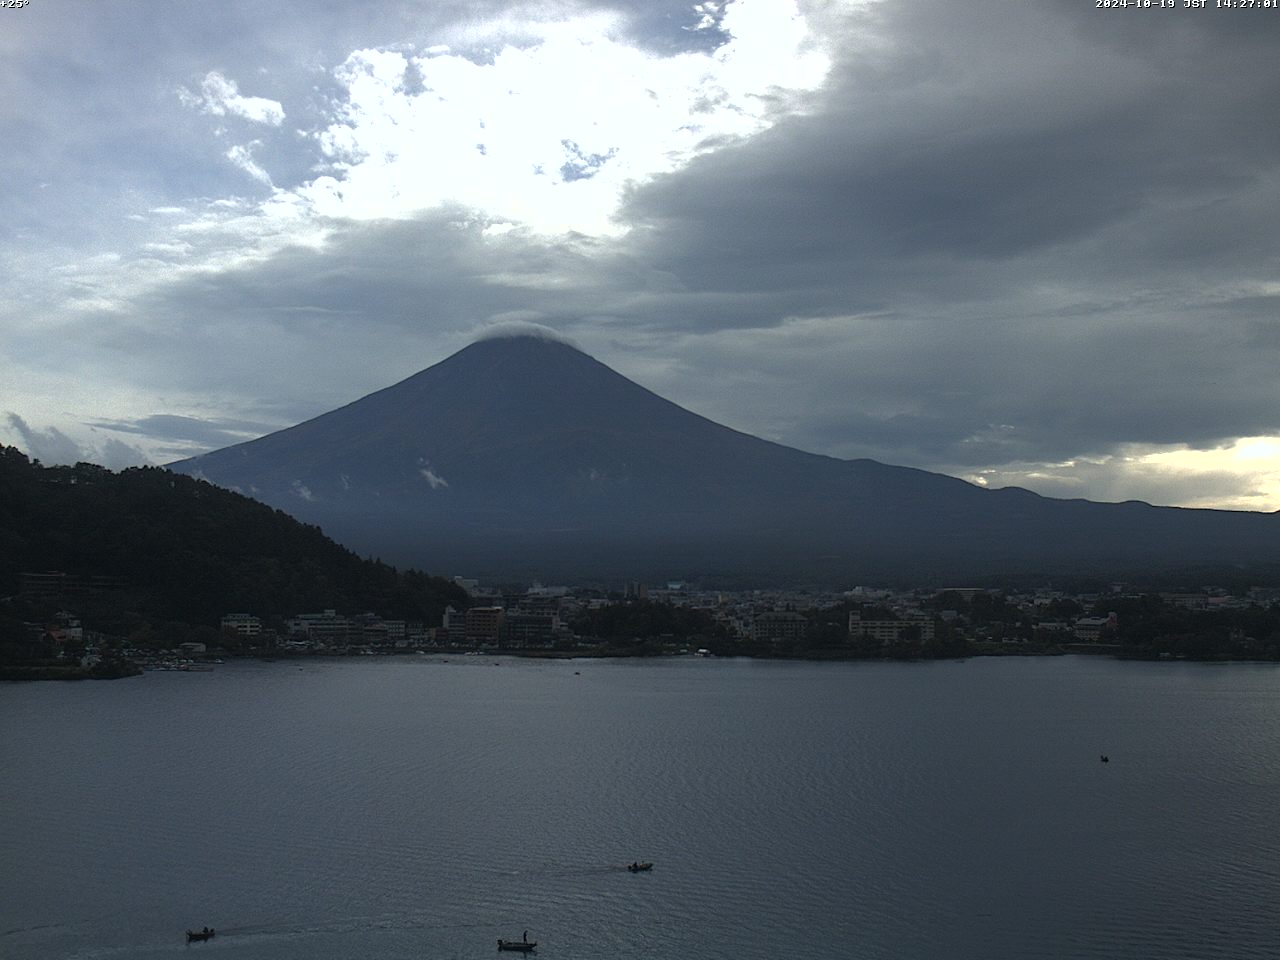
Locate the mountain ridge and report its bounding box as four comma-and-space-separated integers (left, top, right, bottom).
171, 335, 1280, 584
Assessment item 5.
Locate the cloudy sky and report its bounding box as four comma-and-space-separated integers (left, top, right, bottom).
4, 0, 1280, 510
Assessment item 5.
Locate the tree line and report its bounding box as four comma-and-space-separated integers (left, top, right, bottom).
0, 446, 467, 662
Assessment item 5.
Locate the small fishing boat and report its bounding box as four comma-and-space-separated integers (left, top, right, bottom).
627, 861, 653, 872
186, 927, 215, 942
497, 932, 536, 952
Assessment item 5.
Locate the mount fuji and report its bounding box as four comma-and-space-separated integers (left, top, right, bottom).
171, 334, 1280, 584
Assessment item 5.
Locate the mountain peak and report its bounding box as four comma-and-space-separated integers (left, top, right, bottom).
441, 327, 597, 377
469, 323, 583, 351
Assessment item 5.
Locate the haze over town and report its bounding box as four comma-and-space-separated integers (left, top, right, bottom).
4, 0, 1280, 510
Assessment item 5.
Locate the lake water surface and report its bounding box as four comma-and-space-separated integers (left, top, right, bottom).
2, 655, 1279, 960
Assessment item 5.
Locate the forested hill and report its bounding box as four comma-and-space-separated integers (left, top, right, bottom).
0, 446, 467, 633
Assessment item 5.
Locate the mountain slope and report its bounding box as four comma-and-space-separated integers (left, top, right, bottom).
171, 335, 1280, 583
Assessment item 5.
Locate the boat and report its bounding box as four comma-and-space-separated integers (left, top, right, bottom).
186, 928, 216, 942
627, 861, 653, 872
497, 933, 536, 952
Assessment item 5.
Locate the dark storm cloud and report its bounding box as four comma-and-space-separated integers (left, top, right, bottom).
602, 0, 1280, 473
627, 1, 1280, 294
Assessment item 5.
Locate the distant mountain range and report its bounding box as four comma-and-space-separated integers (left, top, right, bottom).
171, 334, 1280, 585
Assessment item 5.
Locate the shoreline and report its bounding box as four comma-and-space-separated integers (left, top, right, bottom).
8, 642, 1278, 683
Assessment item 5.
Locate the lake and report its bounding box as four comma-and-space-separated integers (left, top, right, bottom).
2, 655, 1279, 959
